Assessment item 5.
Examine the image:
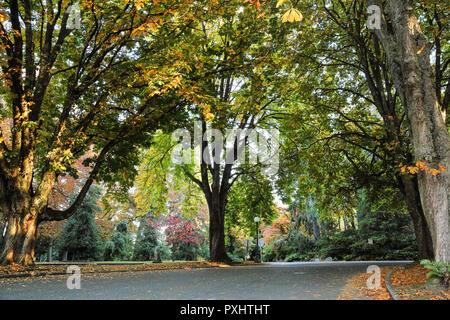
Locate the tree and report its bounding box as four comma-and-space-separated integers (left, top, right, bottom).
271, 0, 448, 263
142, 1, 286, 262
0, 0, 213, 265
318, 194, 418, 261
261, 207, 291, 244
133, 214, 159, 261
260, 0, 449, 260
57, 186, 104, 261
367, 0, 449, 263
34, 220, 65, 262
164, 214, 206, 261
0, 211, 6, 252
104, 219, 133, 261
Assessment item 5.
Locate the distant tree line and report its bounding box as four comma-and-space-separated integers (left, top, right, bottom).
23, 188, 209, 263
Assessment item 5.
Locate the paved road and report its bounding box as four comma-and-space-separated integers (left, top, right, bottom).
0, 261, 411, 300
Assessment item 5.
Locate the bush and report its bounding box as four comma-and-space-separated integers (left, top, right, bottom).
104, 220, 133, 261
227, 252, 244, 262
263, 245, 276, 262
159, 243, 172, 261
270, 231, 317, 262
265, 207, 417, 262
421, 260, 450, 288
171, 242, 197, 261
284, 252, 315, 262
318, 210, 418, 261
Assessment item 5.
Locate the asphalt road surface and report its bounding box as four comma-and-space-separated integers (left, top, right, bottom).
0, 261, 411, 300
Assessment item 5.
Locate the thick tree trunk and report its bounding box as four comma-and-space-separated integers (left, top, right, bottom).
399, 175, 434, 259
369, 0, 450, 263
0, 207, 40, 266
208, 200, 230, 263
0, 173, 55, 266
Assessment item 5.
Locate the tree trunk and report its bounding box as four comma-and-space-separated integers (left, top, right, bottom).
312, 216, 320, 240
0, 207, 39, 266
48, 241, 53, 262
369, 0, 450, 263
399, 175, 434, 260
208, 201, 230, 263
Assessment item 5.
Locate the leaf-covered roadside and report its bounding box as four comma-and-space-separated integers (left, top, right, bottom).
338, 266, 393, 300
338, 264, 449, 300
0, 261, 256, 277
391, 264, 449, 300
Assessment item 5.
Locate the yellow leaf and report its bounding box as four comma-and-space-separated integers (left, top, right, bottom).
293, 8, 303, 22
408, 166, 418, 175
282, 8, 303, 23
416, 161, 428, 171
281, 10, 290, 23
0, 11, 7, 23
276, 0, 285, 8
135, 1, 145, 9
429, 168, 440, 176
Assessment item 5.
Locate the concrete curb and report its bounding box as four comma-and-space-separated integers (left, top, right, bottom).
385, 270, 399, 300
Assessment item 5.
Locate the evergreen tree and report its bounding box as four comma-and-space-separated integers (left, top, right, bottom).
104, 220, 133, 261
57, 187, 104, 261
133, 215, 159, 261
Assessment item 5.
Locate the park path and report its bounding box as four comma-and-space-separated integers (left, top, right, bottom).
0, 261, 411, 300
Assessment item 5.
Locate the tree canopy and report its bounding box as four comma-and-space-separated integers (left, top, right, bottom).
0, 0, 448, 266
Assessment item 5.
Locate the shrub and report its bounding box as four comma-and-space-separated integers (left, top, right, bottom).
420, 260, 450, 288
270, 231, 317, 262
104, 220, 133, 261
318, 210, 418, 261
263, 245, 276, 262
284, 252, 315, 262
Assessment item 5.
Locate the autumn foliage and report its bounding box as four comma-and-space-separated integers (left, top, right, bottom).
165, 215, 204, 247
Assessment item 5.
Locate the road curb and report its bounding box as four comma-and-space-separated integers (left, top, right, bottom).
385, 270, 399, 300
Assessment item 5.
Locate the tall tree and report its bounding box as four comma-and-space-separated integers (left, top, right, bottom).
134, 1, 285, 262
268, 0, 447, 260
367, 0, 449, 263
0, 0, 209, 265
